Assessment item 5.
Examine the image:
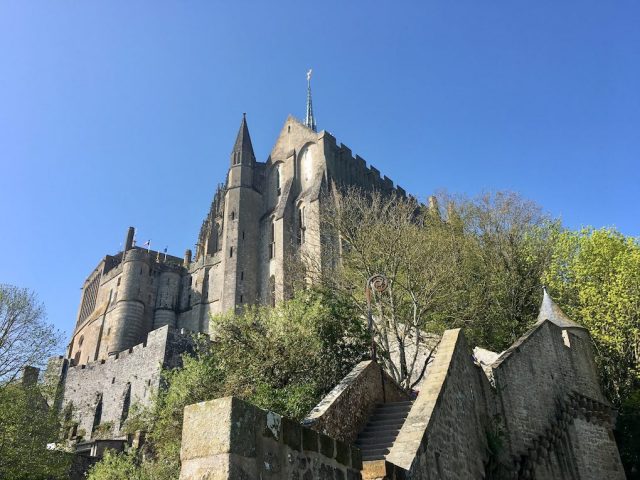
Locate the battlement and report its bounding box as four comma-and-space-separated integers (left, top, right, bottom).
67, 325, 190, 371
322, 133, 405, 196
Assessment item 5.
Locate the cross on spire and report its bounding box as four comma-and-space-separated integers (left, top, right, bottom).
304, 69, 317, 132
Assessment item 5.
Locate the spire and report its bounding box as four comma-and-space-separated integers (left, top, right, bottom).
230, 113, 255, 166
536, 287, 584, 329
304, 69, 317, 132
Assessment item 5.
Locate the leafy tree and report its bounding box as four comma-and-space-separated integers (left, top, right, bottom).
0, 284, 62, 382
87, 450, 149, 480
319, 189, 557, 387
0, 382, 70, 480
449, 191, 559, 349
544, 228, 640, 405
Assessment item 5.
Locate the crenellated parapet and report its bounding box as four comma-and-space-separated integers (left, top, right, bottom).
319, 130, 406, 196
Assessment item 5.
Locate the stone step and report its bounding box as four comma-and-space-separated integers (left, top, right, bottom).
368, 411, 410, 422
375, 402, 413, 411
362, 417, 408, 427
356, 428, 400, 442
361, 447, 390, 460
354, 399, 415, 464
356, 441, 395, 451
356, 434, 398, 446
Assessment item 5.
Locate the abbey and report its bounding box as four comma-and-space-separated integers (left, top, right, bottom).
65, 111, 404, 368
46, 78, 405, 444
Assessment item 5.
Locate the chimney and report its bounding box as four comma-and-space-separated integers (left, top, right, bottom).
184, 249, 192, 267
124, 226, 135, 251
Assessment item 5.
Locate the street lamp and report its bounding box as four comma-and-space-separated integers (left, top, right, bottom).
366, 273, 388, 362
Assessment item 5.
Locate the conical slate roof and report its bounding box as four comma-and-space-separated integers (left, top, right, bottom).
232, 113, 255, 157
536, 287, 584, 329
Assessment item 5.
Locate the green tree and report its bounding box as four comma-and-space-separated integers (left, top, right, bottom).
87, 450, 149, 480
450, 191, 559, 349
0, 382, 71, 480
320, 189, 558, 388
544, 228, 640, 404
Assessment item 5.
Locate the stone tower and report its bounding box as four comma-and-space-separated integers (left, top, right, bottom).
219, 114, 262, 311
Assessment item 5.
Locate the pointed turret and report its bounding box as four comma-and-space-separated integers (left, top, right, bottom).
230, 113, 256, 166
304, 69, 317, 132
537, 287, 584, 329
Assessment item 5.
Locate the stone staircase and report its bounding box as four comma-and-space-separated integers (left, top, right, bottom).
355, 400, 414, 462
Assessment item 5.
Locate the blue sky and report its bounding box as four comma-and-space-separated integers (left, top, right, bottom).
1, 1, 638, 342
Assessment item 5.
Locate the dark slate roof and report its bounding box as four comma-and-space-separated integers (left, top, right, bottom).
536, 287, 584, 329
232, 113, 255, 157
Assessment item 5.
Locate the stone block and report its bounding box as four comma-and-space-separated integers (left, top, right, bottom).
350, 446, 362, 471
335, 440, 350, 466
319, 433, 335, 459
302, 426, 318, 452
282, 417, 301, 451
181, 397, 257, 462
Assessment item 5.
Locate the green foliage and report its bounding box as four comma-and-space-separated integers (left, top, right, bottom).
544, 228, 640, 405
616, 388, 640, 479
450, 192, 560, 350
323, 189, 558, 387
209, 287, 367, 415
87, 450, 149, 480
98, 288, 368, 479
93, 421, 115, 440
0, 382, 71, 480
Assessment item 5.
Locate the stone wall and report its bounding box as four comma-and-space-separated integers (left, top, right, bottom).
385, 328, 491, 479
303, 360, 410, 444
179, 396, 363, 480
52, 326, 192, 441
492, 322, 607, 456
490, 321, 624, 479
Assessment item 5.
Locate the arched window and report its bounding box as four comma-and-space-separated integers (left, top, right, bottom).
275, 167, 281, 196
297, 206, 306, 245
269, 222, 275, 259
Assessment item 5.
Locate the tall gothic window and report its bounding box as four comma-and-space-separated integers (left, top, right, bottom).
275, 166, 281, 196
269, 222, 275, 259
78, 274, 100, 326
297, 206, 306, 245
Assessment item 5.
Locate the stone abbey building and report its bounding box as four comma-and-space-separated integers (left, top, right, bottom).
46, 77, 405, 442
44, 78, 625, 479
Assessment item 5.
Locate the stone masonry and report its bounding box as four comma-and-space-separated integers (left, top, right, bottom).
179, 397, 363, 480
48, 105, 404, 445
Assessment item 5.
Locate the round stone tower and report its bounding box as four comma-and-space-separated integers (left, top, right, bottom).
153, 268, 181, 329
109, 248, 149, 355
